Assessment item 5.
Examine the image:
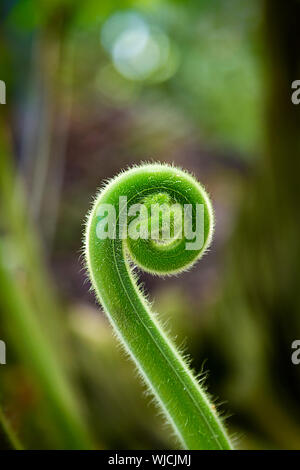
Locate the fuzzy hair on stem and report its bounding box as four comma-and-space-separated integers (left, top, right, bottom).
84, 163, 232, 450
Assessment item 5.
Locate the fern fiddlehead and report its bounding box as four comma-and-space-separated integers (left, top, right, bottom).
84, 163, 232, 450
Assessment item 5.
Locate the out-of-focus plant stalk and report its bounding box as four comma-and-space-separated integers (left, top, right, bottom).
0, 407, 23, 450
0, 121, 94, 449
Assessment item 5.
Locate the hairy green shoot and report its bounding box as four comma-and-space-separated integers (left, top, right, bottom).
84, 163, 232, 450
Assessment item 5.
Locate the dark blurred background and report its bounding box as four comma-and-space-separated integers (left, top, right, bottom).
0, 0, 300, 450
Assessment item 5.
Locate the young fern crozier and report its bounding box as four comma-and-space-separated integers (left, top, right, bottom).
84, 163, 232, 450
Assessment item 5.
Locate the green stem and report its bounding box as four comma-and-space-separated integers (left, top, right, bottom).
0, 122, 94, 449
0, 244, 93, 449
0, 407, 23, 450
85, 163, 232, 450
